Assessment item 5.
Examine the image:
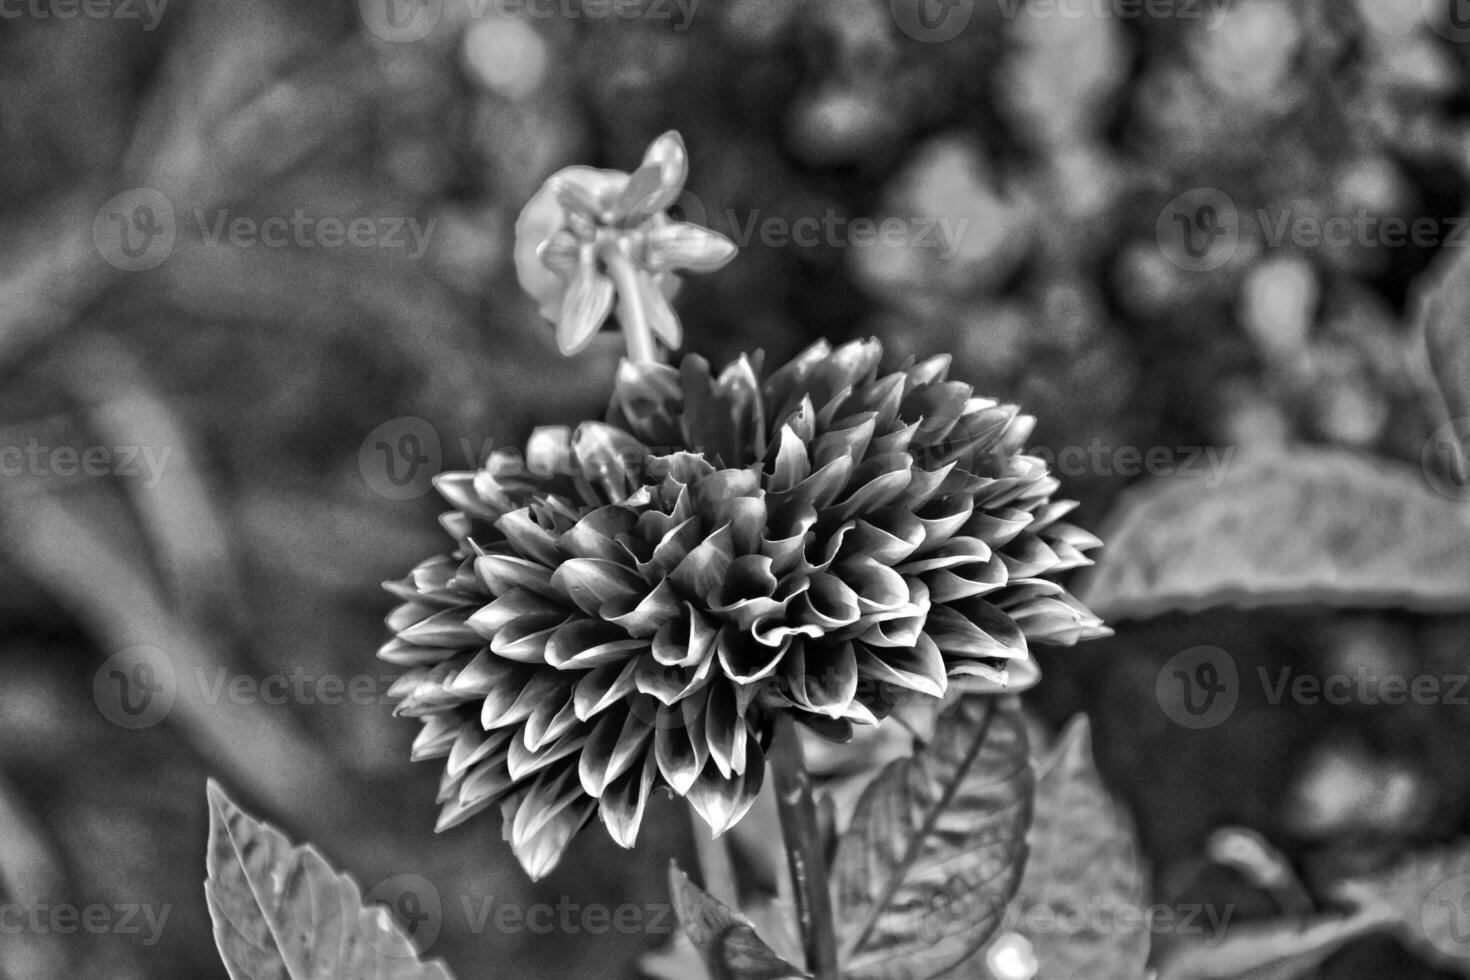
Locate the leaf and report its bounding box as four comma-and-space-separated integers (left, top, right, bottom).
667, 862, 810, 980
833, 695, 1034, 979
1414, 246, 1470, 430
204, 781, 454, 980
1152, 908, 1395, 980
1332, 839, 1470, 977
1077, 448, 1470, 620
1006, 716, 1149, 980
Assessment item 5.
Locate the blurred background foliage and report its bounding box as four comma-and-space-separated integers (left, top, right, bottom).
2, 0, 1470, 976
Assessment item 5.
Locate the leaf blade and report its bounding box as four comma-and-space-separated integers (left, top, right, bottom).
1077, 449, 1470, 620
833, 695, 1034, 979
668, 861, 810, 980
204, 780, 454, 980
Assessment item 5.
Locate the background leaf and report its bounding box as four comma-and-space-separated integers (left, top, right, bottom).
833, 695, 1034, 979
667, 862, 809, 980
204, 781, 454, 980
1077, 449, 1470, 620
1152, 908, 1396, 980
1006, 715, 1149, 980
1332, 840, 1470, 978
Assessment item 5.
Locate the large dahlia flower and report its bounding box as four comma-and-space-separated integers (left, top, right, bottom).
380, 339, 1108, 879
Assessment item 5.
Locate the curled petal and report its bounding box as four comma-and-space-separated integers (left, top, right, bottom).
669, 524, 735, 601
654, 694, 710, 795
855, 633, 947, 701
782, 640, 859, 719
579, 704, 654, 798
716, 626, 789, 684
925, 602, 1028, 662
556, 257, 616, 355
600, 753, 658, 848
644, 222, 739, 273
652, 605, 717, 668
551, 558, 645, 617
848, 507, 926, 565
634, 130, 688, 215
508, 770, 596, 881
544, 619, 645, 669
687, 745, 764, 838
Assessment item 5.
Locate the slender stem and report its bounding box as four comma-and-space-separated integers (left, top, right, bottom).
603, 245, 659, 364
769, 712, 840, 980
690, 810, 740, 908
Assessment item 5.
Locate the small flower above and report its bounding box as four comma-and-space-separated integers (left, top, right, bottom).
513, 131, 738, 360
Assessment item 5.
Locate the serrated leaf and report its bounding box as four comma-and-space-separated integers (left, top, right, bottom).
833, 695, 1034, 980
1007, 716, 1149, 980
1077, 449, 1470, 620
204, 781, 454, 980
1332, 840, 1470, 977
668, 862, 810, 980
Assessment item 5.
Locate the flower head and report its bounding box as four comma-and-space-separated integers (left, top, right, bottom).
513, 131, 738, 358
379, 339, 1108, 879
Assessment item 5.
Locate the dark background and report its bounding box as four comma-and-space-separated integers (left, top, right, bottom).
1, 0, 1468, 976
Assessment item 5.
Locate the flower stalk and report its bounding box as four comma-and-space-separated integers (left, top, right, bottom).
605, 246, 659, 364
769, 711, 840, 980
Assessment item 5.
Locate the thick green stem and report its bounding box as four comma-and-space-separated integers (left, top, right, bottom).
603, 246, 659, 364
769, 712, 840, 980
